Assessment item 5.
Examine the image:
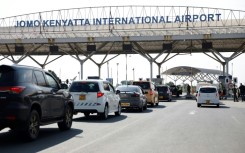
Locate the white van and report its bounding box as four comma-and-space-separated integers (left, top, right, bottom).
196, 86, 220, 107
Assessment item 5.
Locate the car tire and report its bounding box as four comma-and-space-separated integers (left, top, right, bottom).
84, 112, 90, 117
23, 109, 40, 141
83, 112, 90, 117
100, 105, 109, 120
143, 102, 147, 110
156, 96, 159, 105
217, 104, 220, 108
139, 102, 144, 112
58, 105, 73, 131
115, 103, 121, 116
197, 103, 201, 107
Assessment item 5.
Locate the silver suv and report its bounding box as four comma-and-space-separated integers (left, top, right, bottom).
69, 79, 121, 119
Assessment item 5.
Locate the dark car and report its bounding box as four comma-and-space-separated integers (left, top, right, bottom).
170, 85, 182, 97
0, 64, 74, 141
116, 85, 147, 112
156, 85, 172, 101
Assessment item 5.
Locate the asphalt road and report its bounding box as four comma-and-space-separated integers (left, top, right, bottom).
1, 98, 245, 153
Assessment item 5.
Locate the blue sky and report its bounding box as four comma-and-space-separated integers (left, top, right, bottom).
0, 0, 244, 85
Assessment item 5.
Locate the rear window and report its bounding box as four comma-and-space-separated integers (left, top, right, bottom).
200, 87, 217, 93
157, 86, 168, 92
117, 86, 139, 92
69, 82, 99, 92
132, 82, 150, 89
0, 66, 32, 83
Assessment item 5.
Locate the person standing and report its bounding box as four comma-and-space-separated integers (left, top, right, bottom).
239, 83, 245, 101
233, 84, 239, 102
187, 84, 191, 95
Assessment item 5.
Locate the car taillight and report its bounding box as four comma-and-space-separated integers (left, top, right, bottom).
150, 90, 153, 95
97, 91, 104, 98
0, 86, 25, 94
131, 93, 139, 97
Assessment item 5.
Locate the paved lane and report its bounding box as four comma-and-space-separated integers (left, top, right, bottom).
1, 99, 245, 153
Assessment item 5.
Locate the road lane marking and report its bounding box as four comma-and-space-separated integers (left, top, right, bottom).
232, 116, 241, 125
189, 110, 196, 115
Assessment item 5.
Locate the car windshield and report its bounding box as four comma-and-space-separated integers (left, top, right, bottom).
132, 82, 150, 89
69, 82, 99, 92
200, 87, 217, 93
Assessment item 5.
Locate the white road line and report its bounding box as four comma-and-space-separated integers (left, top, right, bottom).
231, 116, 241, 124
189, 110, 196, 115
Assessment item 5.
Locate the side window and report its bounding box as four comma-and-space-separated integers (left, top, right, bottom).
152, 83, 156, 90
45, 73, 59, 89
34, 70, 47, 86
18, 69, 33, 83
108, 84, 115, 92
33, 72, 38, 85
139, 88, 143, 94
103, 82, 110, 91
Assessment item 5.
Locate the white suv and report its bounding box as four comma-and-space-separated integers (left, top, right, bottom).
196, 86, 220, 107
69, 80, 121, 119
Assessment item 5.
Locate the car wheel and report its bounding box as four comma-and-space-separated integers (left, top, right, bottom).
58, 105, 73, 131
115, 103, 121, 116
156, 96, 159, 105
217, 104, 220, 108
84, 112, 90, 117
23, 110, 40, 141
139, 102, 144, 112
151, 103, 154, 107
197, 103, 201, 107
100, 105, 109, 120
143, 102, 147, 110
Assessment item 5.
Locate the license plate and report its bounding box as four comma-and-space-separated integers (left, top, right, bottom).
206, 100, 210, 104
159, 96, 163, 99
121, 103, 130, 106
79, 95, 86, 100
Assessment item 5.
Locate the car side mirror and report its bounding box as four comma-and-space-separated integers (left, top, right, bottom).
116, 90, 120, 94
57, 90, 72, 99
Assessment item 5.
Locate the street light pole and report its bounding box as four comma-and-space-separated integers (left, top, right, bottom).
117, 63, 119, 86
126, 54, 128, 84
107, 62, 109, 79
132, 68, 135, 80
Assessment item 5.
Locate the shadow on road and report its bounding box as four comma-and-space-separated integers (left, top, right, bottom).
73, 114, 128, 123
198, 102, 230, 109
0, 128, 82, 152
122, 108, 153, 113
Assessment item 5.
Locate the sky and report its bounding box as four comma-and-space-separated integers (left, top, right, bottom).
0, 0, 244, 86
